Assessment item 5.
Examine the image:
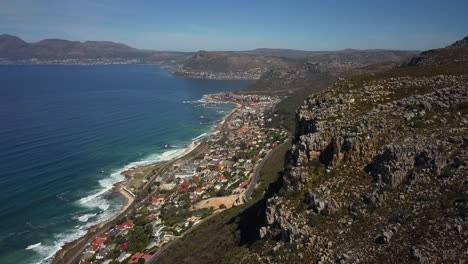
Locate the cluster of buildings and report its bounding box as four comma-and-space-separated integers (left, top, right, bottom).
78, 93, 288, 264
175, 68, 267, 80
0, 58, 141, 65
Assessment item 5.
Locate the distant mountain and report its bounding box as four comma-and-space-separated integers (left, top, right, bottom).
403, 35, 468, 66
0, 34, 190, 63
240, 48, 419, 63
176, 48, 418, 80
181, 50, 292, 72
245, 48, 418, 92
0, 34, 419, 79
238, 48, 328, 60
246, 62, 332, 93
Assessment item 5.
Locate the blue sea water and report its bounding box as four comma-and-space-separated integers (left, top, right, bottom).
0, 64, 250, 263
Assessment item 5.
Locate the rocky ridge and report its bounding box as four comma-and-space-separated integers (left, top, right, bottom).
243, 37, 468, 264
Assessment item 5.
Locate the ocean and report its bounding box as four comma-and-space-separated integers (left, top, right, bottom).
0, 64, 250, 264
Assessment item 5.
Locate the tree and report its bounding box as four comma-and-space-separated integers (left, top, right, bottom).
239, 141, 247, 149
137, 258, 146, 264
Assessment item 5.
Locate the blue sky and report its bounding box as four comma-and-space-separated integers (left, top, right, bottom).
0, 0, 467, 51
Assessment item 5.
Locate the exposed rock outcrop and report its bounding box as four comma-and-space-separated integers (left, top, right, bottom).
250, 36, 468, 264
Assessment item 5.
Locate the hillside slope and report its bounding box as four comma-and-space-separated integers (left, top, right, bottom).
175, 50, 293, 80
404, 36, 468, 66
154, 36, 468, 264
249, 36, 468, 263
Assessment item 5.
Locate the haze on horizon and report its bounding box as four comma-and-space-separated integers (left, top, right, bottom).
0, 0, 467, 52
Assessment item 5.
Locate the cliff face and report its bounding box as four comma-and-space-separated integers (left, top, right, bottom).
250, 37, 468, 263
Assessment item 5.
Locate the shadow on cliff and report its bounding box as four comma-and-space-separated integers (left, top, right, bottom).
229, 147, 291, 246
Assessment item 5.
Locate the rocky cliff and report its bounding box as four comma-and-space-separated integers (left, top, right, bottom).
246, 37, 468, 263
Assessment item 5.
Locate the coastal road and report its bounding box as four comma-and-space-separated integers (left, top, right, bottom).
242, 138, 291, 203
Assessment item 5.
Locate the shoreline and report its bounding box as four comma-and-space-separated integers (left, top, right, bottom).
52, 95, 240, 264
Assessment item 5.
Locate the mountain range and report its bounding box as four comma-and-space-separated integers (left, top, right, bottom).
0, 34, 189, 63
0, 34, 419, 80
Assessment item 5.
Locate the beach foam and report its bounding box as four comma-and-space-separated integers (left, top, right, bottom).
28, 147, 190, 263
25, 243, 41, 250
75, 213, 97, 223
192, 132, 207, 141
31, 202, 122, 264
35, 98, 233, 263
78, 146, 187, 208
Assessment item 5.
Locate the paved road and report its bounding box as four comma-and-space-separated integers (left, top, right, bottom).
242, 138, 291, 203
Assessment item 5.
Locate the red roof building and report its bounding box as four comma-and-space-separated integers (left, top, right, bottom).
129, 252, 153, 263
204, 181, 214, 188
240, 179, 250, 188
151, 195, 169, 206
118, 220, 134, 230
120, 242, 128, 251
176, 186, 189, 193
217, 176, 227, 182
194, 188, 204, 195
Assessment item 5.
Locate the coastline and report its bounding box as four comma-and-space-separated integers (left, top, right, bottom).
52, 95, 240, 264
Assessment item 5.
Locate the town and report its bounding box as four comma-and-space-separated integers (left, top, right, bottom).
174, 68, 267, 80
76, 93, 288, 264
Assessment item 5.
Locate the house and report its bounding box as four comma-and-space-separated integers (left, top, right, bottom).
118, 220, 134, 231
151, 195, 169, 206
129, 252, 153, 263
204, 181, 214, 188
194, 188, 204, 195
95, 248, 111, 260
240, 179, 250, 188
217, 175, 227, 182
117, 252, 131, 263
176, 186, 189, 193
120, 242, 128, 251
174, 172, 193, 179
92, 237, 106, 251
153, 225, 165, 238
